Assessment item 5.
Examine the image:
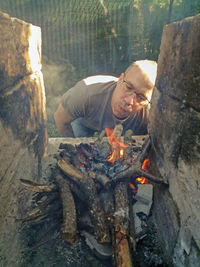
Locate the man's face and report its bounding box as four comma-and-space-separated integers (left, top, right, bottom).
111, 65, 154, 119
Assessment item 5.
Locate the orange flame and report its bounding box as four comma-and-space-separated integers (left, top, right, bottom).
105, 128, 128, 163
136, 158, 149, 184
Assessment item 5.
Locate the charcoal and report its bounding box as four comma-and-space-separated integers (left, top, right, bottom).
132, 146, 142, 153
136, 212, 147, 221
59, 143, 77, 154
107, 162, 130, 179
96, 141, 111, 159
79, 166, 87, 173
90, 162, 106, 173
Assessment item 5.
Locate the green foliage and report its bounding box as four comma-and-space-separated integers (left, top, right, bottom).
0, 0, 199, 74
47, 122, 60, 138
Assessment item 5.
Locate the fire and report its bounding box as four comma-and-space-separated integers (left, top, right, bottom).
136, 158, 149, 184
105, 128, 128, 163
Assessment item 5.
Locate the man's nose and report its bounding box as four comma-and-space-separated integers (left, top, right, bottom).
124, 93, 135, 105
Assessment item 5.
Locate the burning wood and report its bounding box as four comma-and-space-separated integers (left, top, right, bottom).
21, 124, 167, 266
105, 124, 128, 163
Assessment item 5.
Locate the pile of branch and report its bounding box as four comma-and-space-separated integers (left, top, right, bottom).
20, 125, 168, 266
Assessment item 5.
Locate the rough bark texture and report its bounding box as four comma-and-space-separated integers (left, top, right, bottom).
56, 172, 78, 243
148, 14, 200, 266
113, 183, 133, 267
0, 11, 47, 266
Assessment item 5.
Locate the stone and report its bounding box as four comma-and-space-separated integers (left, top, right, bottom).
0, 11, 47, 266
149, 14, 200, 266
156, 14, 200, 110
133, 184, 153, 236
0, 11, 42, 92
134, 184, 153, 216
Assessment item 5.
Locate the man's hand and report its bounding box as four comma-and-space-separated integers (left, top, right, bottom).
54, 104, 75, 137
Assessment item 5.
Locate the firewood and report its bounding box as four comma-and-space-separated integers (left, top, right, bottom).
138, 136, 151, 163
20, 178, 56, 192
56, 172, 78, 243
113, 182, 133, 267
21, 192, 61, 225
115, 232, 132, 267
113, 123, 123, 137
114, 183, 130, 238
95, 173, 110, 188
59, 143, 77, 154
114, 163, 168, 185
81, 177, 111, 243
96, 129, 106, 143
124, 129, 134, 159
112, 161, 141, 184
57, 158, 84, 179
112, 137, 168, 186
137, 169, 168, 185
64, 178, 88, 202
24, 205, 62, 226
97, 137, 112, 159
128, 186, 136, 252
27, 191, 59, 217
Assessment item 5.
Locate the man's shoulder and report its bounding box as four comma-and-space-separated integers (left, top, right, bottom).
83, 75, 118, 86
80, 75, 118, 98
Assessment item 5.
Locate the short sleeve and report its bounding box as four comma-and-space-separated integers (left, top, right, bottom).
61, 80, 89, 119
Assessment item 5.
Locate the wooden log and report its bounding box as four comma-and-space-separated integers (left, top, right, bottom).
113, 182, 133, 267
81, 177, 111, 243
95, 173, 110, 188
128, 186, 136, 252
113, 123, 123, 137
21, 192, 61, 225
27, 191, 59, 217
137, 169, 168, 185
59, 143, 77, 154
57, 158, 84, 179
114, 162, 168, 185
112, 137, 169, 185
20, 178, 56, 192
95, 129, 106, 143
123, 129, 134, 160
55, 172, 78, 243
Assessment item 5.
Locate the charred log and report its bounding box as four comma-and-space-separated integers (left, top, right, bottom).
55, 171, 78, 243
20, 178, 56, 193
80, 177, 111, 243
57, 158, 84, 180
113, 182, 133, 267
21, 191, 60, 225
113, 163, 168, 185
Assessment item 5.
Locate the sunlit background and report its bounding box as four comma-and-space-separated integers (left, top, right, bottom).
1, 0, 199, 76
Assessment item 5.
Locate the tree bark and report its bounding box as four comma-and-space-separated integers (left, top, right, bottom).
113, 182, 133, 267
56, 172, 78, 243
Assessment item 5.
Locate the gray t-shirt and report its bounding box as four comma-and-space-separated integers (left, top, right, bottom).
61, 75, 149, 135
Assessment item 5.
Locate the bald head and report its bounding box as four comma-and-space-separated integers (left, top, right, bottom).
126, 60, 157, 88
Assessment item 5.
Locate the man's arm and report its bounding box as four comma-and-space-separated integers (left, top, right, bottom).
54, 104, 75, 137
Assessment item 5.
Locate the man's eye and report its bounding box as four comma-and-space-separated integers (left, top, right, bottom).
126, 84, 132, 91
127, 86, 132, 91
136, 95, 146, 102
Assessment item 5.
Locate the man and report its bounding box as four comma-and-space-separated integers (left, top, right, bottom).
54, 60, 157, 137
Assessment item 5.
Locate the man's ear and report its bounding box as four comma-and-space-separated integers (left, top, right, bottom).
118, 72, 124, 82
